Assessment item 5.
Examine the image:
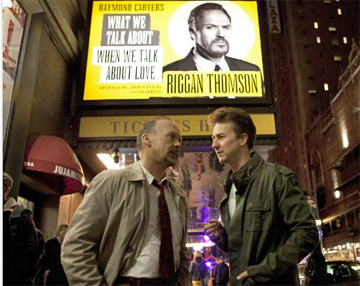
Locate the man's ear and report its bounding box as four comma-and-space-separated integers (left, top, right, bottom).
142, 133, 151, 147
189, 18, 196, 40
239, 133, 249, 146
190, 30, 196, 41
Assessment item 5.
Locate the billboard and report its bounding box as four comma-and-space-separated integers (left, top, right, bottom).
83, 1, 266, 101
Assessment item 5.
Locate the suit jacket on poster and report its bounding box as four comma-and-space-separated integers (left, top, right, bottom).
163, 48, 261, 72
61, 161, 190, 286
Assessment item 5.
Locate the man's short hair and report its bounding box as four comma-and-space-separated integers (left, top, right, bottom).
208, 107, 256, 150
3, 172, 14, 190
136, 116, 174, 150
188, 2, 231, 33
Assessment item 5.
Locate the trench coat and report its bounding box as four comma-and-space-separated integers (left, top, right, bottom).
61, 161, 190, 286
214, 152, 318, 286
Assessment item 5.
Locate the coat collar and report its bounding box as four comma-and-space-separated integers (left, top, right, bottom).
178, 48, 198, 70
4, 196, 18, 211
182, 47, 234, 71
126, 161, 147, 181
220, 152, 265, 201
126, 161, 186, 198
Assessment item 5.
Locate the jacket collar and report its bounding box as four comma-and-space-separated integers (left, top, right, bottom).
220, 152, 265, 197
4, 196, 18, 211
126, 161, 147, 181
169, 180, 187, 198
178, 48, 198, 70
185, 47, 234, 71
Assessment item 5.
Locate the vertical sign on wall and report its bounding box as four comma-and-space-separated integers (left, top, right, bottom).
266, 0, 281, 34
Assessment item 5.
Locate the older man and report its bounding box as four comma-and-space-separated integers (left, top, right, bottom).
62, 116, 190, 286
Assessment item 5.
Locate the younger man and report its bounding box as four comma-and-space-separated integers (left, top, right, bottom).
203, 107, 318, 285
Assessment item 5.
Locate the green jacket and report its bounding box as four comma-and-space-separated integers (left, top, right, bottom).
215, 152, 318, 286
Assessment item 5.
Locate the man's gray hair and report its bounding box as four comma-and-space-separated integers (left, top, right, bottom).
136, 116, 174, 150
188, 2, 231, 34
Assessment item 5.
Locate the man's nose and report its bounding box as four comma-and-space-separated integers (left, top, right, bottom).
174, 138, 182, 147
212, 139, 219, 149
216, 27, 225, 37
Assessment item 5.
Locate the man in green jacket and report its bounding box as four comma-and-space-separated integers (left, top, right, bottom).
62, 117, 190, 286
203, 107, 318, 286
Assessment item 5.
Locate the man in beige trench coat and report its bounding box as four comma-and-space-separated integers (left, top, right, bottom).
61, 117, 190, 286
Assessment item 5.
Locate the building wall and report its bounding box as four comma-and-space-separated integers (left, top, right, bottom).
23, 25, 74, 239
305, 46, 360, 252
4, 0, 85, 239
27, 21, 70, 138
269, 0, 359, 194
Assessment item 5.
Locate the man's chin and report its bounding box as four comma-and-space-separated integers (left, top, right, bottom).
217, 157, 227, 164
165, 158, 177, 167
211, 46, 229, 56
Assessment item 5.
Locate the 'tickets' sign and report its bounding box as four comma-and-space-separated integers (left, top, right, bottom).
84, 1, 265, 100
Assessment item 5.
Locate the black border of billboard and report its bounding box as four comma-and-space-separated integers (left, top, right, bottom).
78, 0, 273, 109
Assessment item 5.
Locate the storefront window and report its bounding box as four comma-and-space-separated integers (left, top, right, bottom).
103, 148, 229, 229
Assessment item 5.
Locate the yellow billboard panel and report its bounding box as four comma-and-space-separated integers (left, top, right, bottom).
84, 1, 265, 100
79, 114, 276, 138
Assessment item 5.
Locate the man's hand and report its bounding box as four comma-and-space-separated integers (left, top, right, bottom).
196, 220, 223, 242
237, 271, 249, 280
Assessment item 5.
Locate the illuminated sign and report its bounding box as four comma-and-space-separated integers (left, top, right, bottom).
79, 114, 276, 138
84, 1, 265, 100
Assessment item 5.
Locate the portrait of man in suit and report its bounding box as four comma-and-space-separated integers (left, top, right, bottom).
163, 2, 262, 73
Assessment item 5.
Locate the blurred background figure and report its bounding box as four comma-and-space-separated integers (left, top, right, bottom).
3, 172, 38, 286
42, 224, 69, 286
211, 257, 229, 286
190, 251, 208, 286
304, 245, 328, 286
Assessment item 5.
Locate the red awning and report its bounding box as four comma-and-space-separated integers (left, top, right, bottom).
23, 134, 85, 195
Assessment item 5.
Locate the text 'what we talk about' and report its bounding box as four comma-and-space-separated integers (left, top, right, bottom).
93, 13, 163, 83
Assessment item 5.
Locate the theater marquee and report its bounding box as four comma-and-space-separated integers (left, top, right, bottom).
79, 114, 276, 138
83, 1, 265, 100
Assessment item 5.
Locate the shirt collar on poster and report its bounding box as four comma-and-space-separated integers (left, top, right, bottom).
192, 49, 230, 72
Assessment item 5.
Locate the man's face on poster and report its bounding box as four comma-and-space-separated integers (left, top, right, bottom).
193, 9, 232, 58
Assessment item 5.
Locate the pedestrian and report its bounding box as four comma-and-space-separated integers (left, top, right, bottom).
42, 224, 69, 285
190, 251, 207, 286
304, 244, 327, 286
61, 116, 190, 286
212, 258, 229, 286
3, 172, 38, 286
203, 107, 319, 285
